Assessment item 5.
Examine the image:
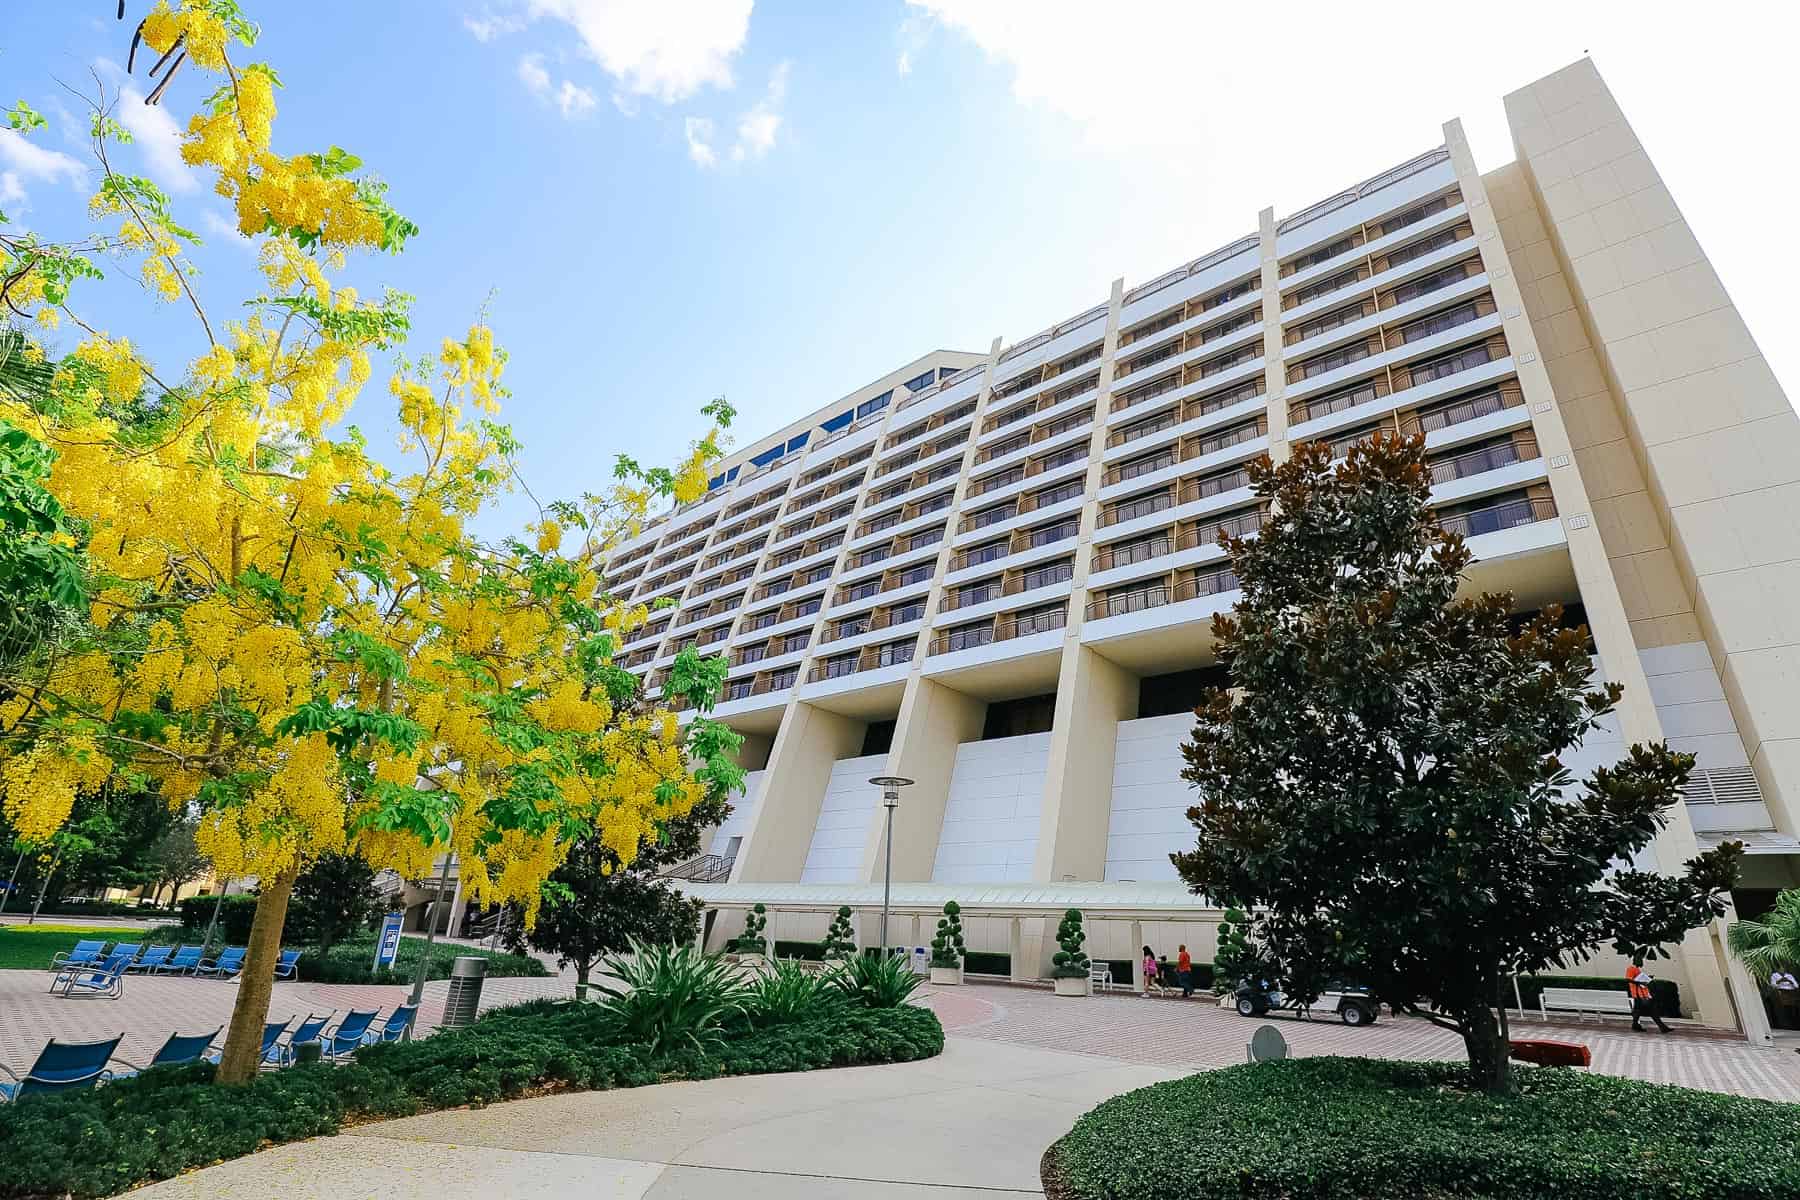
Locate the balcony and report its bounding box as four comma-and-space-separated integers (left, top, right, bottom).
1091, 532, 1171, 573
995, 603, 1067, 641
929, 622, 995, 656
1426, 433, 1539, 486
807, 638, 916, 681
1434, 494, 1557, 539
944, 578, 1003, 610
1100, 419, 1266, 489
1400, 381, 1526, 437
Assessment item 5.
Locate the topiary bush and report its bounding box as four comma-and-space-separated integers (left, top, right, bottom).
0, 983, 944, 1200
930, 901, 965, 968
1050, 909, 1090, 979
1049, 1056, 1800, 1199
822, 905, 857, 961
728, 903, 769, 954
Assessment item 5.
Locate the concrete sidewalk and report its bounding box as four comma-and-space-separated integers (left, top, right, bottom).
134, 1037, 1179, 1198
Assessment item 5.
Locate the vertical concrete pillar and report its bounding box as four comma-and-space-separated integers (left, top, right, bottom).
1034, 644, 1139, 884
1444, 114, 1754, 1039
1130, 918, 1144, 992
1258, 206, 1290, 463
733, 702, 865, 883
860, 675, 987, 884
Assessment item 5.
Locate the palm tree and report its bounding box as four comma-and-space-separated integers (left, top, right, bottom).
1727, 889, 1800, 979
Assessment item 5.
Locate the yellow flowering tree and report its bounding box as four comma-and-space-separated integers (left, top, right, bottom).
0, 2, 741, 1085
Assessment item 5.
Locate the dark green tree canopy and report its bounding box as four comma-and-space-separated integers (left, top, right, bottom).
1175, 434, 1739, 1089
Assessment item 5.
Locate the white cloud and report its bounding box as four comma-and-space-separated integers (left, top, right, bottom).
556, 80, 599, 118
463, 8, 526, 41
519, 53, 600, 119
198, 207, 256, 255
114, 83, 197, 194
522, 0, 751, 104
896, 51, 911, 77
895, 9, 930, 78
518, 52, 552, 95
0, 126, 86, 208
729, 60, 787, 162
684, 116, 718, 168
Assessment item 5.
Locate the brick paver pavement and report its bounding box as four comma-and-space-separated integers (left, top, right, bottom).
0, 969, 573, 1072
914, 982, 1800, 1102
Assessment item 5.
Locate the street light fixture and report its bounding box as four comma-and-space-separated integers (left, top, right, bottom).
869, 776, 914, 954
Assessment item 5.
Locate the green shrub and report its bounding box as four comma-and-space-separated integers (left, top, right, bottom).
1050, 1056, 1800, 1200
746, 956, 844, 1024
1050, 909, 1090, 979
0, 994, 943, 1200
728, 903, 768, 954
834, 950, 926, 1008
965, 950, 1010, 975
929, 901, 965, 968
294, 937, 547, 985
774, 938, 827, 961
589, 939, 748, 1055
821, 905, 857, 960
1503, 973, 1681, 1018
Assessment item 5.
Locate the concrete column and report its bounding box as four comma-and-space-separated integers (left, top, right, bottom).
1034, 644, 1139, 883
1258, 206, 1290, 463
733, 702, 866, 883
1130, 918, 1144, 992
860, 675, 987, 883
1007, 917, 1029, 982
1444, 114, 1750, 1038
908, 914, 921, 955
695, 910, 708, 954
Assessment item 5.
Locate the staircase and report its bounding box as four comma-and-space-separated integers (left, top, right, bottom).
660, 853, 736, 883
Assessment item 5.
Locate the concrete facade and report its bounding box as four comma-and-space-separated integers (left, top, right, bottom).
605, 60, 1796, 1040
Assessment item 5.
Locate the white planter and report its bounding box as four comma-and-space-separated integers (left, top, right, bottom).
1054, 976, 1091, 997
929, 965, 963, 986
732, 953, 765, 969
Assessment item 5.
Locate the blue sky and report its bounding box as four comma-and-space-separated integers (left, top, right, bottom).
4, 2, 1796, 534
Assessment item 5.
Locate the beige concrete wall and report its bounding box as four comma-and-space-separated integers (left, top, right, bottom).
1503, 59, 1800, 839
1034, 644, 1138, 886
730, 702, 866, 883
862, 676, 987, 883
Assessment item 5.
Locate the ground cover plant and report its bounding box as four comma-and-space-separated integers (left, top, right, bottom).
0, 956, 942, 1199
1047, 1056, 1800, 1200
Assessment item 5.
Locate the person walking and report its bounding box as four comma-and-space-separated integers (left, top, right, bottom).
1626, 961, 1670, 1033
1140, 945, 1161, 997
1177, 944, 1193, 998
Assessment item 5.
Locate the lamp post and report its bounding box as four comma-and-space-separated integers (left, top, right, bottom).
869, 776, 914, 954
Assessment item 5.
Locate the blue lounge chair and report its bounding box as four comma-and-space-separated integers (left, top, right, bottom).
127, 945, 174, 973
109, 943, 143, 965
195, 946, 246, 978
256, 1017, 291, 1067
272, 948, 302, 980
49, 939, 108, 969
0, 1035, 122, 1101
279, 1012, 333, 1066
365, 1004, 418, 1045
152, 944, 204, 974
51, 950, 132, 999
111, 1027, 223, 1078
318, 1009, 379, 1060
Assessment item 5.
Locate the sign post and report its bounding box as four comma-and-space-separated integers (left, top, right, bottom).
374, 911, 404, 973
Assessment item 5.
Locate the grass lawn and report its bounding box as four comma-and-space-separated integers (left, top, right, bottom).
0, 924, 129, 971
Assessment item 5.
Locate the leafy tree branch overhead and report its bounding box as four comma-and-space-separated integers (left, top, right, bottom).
0, 0, 742, 1084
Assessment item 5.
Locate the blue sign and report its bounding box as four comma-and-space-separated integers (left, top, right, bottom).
374, 912, 404, 971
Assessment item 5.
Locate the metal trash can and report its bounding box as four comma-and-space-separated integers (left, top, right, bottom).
441, 956, 488, 1029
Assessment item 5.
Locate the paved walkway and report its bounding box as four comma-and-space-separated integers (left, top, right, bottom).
0, 970, 572, 1071
97, 982, 1800, 1198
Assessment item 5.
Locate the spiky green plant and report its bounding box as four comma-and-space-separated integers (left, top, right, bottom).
589, 939, 749, 1055
833, 951, 926, 1008
747, 955, 844, 1024
1729, 889, 1800, 979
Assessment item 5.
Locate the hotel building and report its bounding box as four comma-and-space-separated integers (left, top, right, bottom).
602, 60, 1798, 1040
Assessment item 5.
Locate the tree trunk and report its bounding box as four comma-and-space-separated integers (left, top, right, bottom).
215, 864, 299, 1085
1457, 1000, 1512, 1092
574, 959, 591, 1001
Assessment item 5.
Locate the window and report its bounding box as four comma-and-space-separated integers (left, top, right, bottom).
1203, 280, 1255, 310
1290, 235, 1356, 273
1019, 559, 1073, 592
1397, 300, 1482, 344
1104, 533, 1171, 569
1293, 301, 1370, 343
1407, 341, 1494, 386
1291, 378, 1381, 425
766, 666, 799, 690
904, 369, 937, 392
1026, 518, 1078, 547
819, 409, 854, 433
1038, 443, 1087, 471
888, 600, 926, 625
892, 563, 933, 588
856, 391, 893, 420
1006, 603, 1067, 637
1032, 478, 1084, 508
743, 610, 778, 632
1122, 341, 1180, 377
1123, 309, 1183, 345
843, 579, 881, 603
1389, 260, 1476, 306
939, 622, 994, 653
872, 639, 914, 668
786, 432, 809, 453
1378, 193, 1453, 237
1294, 266, 1363, 306
960, 540, 1008, 568
749, 443, 786, 468
1200, 345, 1257, 377
778, 632, 809, 655
1383, 226, 1460, 270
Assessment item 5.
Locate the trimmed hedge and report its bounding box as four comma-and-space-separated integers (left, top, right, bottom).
774, 938, 828, 961
292, 937, 547, 985
1505, 973, 1681, 1018
18, 901, 182, 921
0, 999, 943, 1199
1049, 1056, 1800, 1199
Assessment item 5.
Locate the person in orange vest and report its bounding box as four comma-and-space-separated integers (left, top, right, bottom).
1626, 960, 1670, 1033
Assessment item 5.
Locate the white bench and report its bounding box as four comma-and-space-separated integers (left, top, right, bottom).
1538, 987, 1634, 1021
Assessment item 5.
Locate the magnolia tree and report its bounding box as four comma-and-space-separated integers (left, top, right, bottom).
1174, 435, 1740, 1091
0, 3, 741, 1084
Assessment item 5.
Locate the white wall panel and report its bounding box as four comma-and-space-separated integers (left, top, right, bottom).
1105, 714, 1194, 882
709, 769, 765, 857
799, 754, 889, 884
931, 733, 1051, 884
